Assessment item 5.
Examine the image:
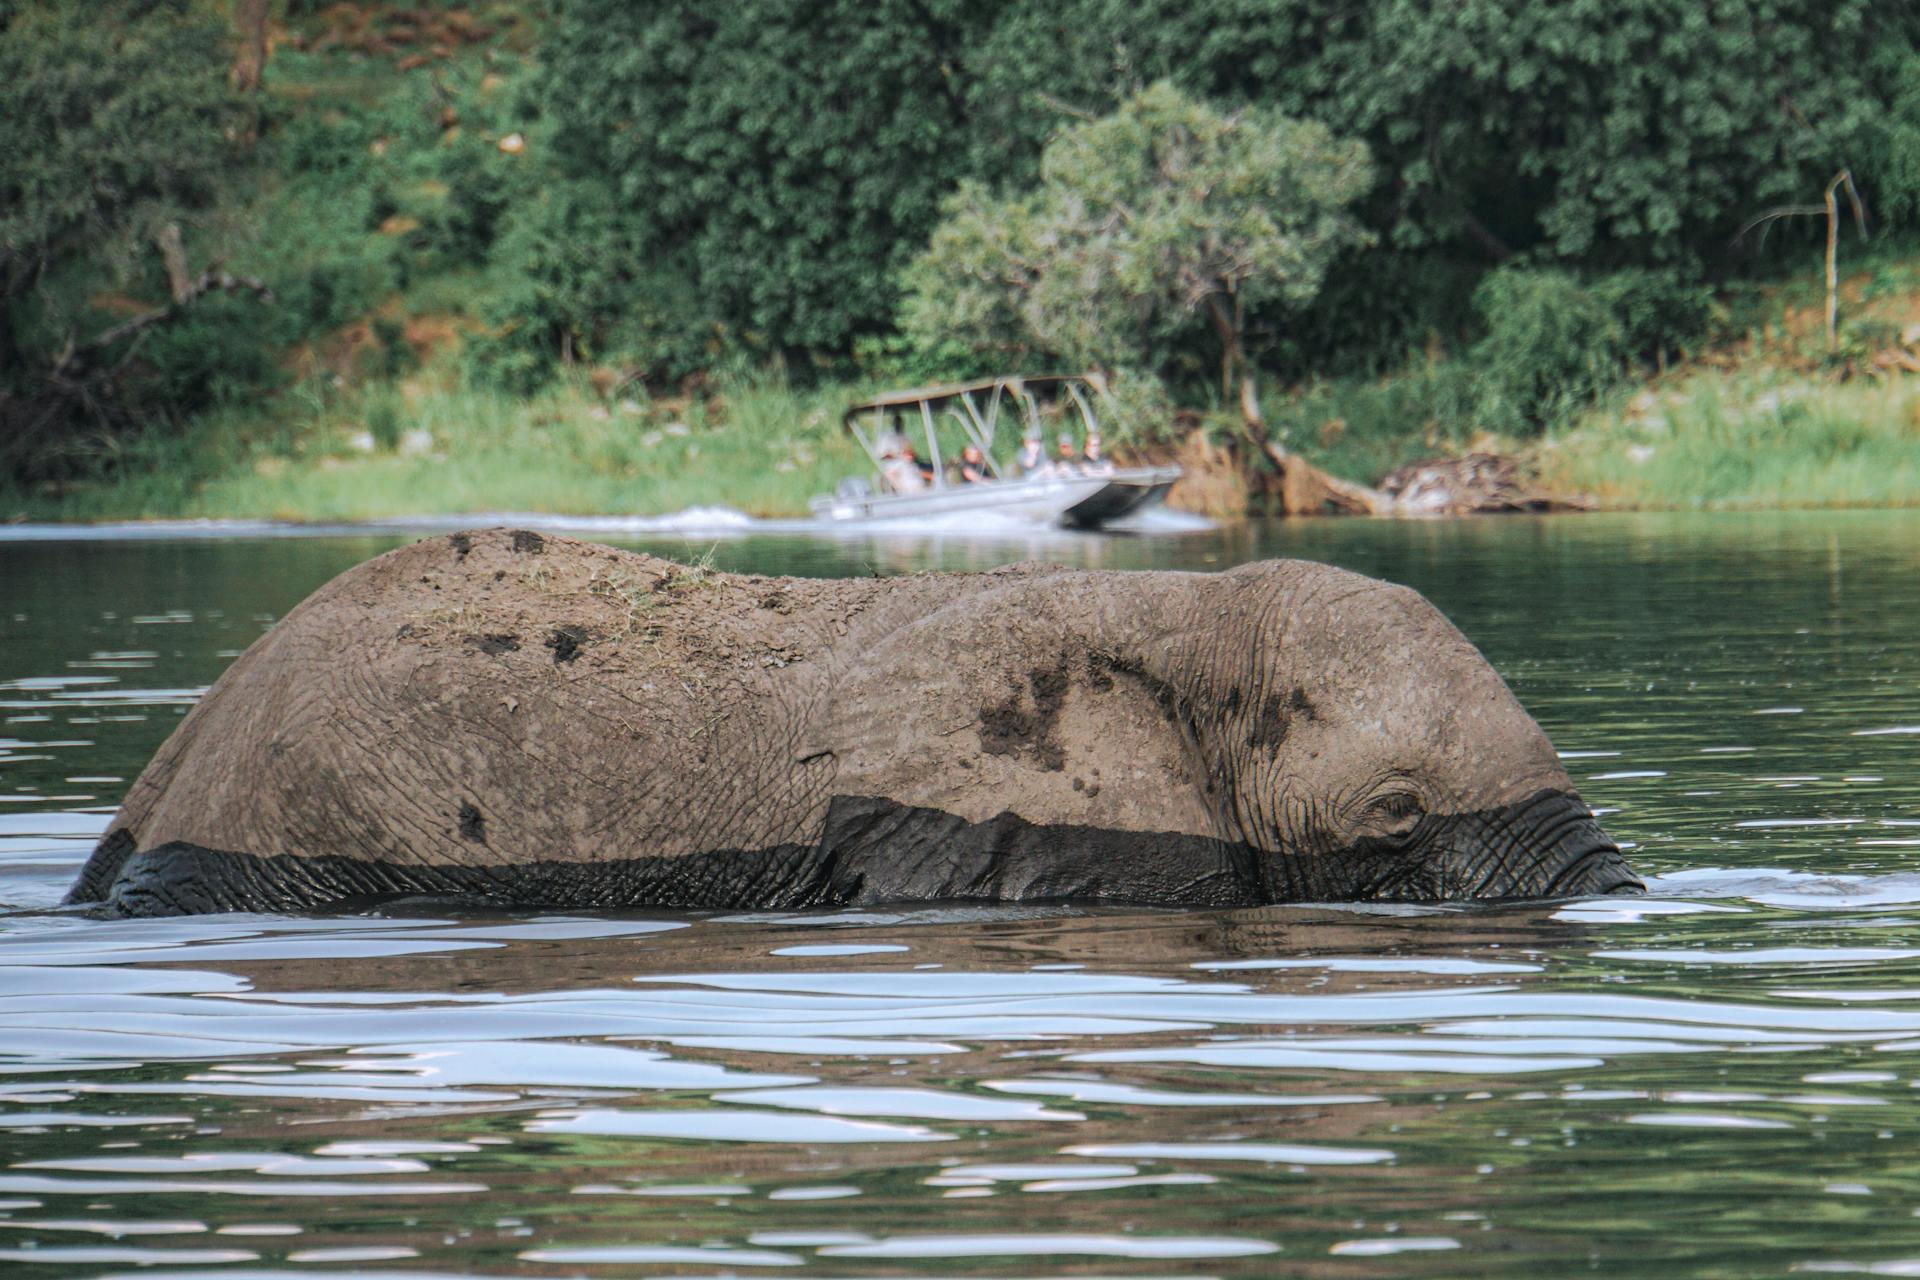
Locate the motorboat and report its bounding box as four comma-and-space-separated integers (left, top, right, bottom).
809, 374, 1181, 528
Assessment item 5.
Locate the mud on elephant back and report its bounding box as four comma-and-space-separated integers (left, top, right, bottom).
65, 529, 1642, 917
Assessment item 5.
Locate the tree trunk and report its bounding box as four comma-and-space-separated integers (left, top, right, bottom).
0, 293, 20, 377
154, 224, 192, 304
1820, 170, 1866, 352
1204, 294, 1396, 517
231, 0, 269, 94
1825, 178, 1840, 353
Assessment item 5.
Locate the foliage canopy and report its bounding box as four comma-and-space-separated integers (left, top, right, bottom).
539, 0, 985, 358
0, 0, 250, 475
902, 83, 1371, 424
537, 0, 1920, 374
0, 1, 239, 358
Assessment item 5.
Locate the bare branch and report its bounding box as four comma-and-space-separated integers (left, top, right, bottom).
1835, 168, 1868, 239
1033, 91, 1099, 123
1732, 204, 1827, 245
51, 269, 274, 382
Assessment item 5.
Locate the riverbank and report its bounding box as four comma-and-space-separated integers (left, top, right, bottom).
6, 356, 1915, 525
1537, 369, 1920, 510
10, 4, 1918, 528
3, 374, 867, 525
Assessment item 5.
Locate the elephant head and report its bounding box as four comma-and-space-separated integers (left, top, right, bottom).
1131, 563, 1642, 901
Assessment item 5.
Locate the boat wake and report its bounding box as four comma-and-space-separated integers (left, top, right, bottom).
0, 505, 1215, 544
1648, 866, 1920, 909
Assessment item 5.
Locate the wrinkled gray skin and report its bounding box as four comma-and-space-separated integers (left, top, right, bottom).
66, 530, 1641, 916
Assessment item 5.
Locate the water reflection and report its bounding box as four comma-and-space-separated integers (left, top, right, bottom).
0, 899, 1916, 1273
0, 510, 1916, 1276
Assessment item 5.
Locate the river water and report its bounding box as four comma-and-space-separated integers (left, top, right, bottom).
0, 510, 1916, 1278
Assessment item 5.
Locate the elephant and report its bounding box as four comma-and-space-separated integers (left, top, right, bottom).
65, 528, 1641, 917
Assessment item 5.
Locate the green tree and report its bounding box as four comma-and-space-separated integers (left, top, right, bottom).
903, 83, 1371, 435
534, 0, 1919, 380
963, 0, 1920, 266
538, 0, 992, 360
0, 0, 251, 477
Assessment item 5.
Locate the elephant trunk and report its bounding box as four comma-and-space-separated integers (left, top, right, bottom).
1442, 788, 1643, 899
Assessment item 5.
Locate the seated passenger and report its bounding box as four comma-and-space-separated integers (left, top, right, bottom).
1079, 431, 1116, 477
957, 444, 990, 484
878, 433, 928, 494
1052, 433, 1081, 475
1015, 435, 1046, 477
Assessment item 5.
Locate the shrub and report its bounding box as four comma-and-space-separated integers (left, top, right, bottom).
467, 173, 723, 393
1592, 269, 1718, 366
363, 391, 402, 452
1469, 270, 1621, 434
1467, 266, 1719, 434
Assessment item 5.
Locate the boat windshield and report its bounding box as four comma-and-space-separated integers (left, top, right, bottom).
842, 374, 1107, 491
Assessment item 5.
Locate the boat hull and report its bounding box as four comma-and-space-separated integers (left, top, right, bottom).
809, 467, 1181, 529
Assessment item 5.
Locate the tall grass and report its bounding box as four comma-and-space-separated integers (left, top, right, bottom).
1538, 372, 1920, 509
3, 372, 869, 522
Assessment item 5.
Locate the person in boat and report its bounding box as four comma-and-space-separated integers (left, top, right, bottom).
1052, 432, 1081, 475
1015, 434, 1046, 477
957, 443, 991, 484
878, 431, 928, 494
1079, 431, 1116, 477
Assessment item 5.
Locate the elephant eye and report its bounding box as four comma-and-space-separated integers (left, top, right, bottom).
1360, 791, 1424, 838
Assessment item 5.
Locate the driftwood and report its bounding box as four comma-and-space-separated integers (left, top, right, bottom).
1241, 416, 1590, 519
1218, 341, 1397, 516
1379, 453, 1593, 516
1240, 417, 1396, 516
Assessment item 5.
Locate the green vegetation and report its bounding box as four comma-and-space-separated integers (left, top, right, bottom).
531, 0, 1920, 379
4, 1, 1920, 522
0, 0, 251, 477
903, 84, 1372, 426
25, 374, 864, 523
1544, 374, 1920, 511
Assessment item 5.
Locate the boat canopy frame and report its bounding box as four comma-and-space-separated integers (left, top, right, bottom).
841, 373, 1108, 491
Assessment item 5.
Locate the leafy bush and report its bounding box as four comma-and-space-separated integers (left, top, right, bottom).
1467, 270, 1629, 434
1591, 270, 1718, 366
1466, 267, 1716, 434
468, 178, 715, 391
1092, 369, 1179, 447
1269, 359, 1482, 483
